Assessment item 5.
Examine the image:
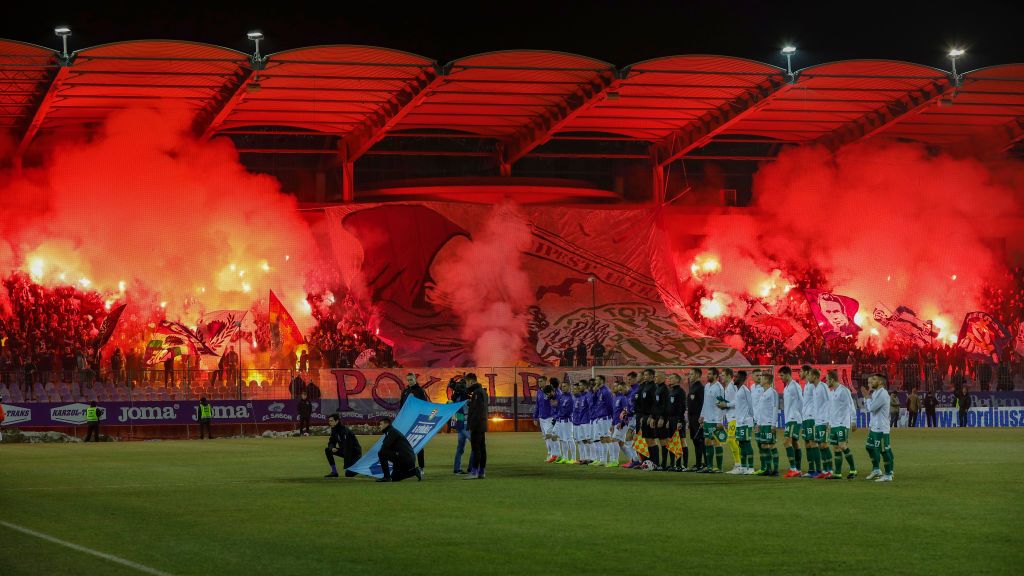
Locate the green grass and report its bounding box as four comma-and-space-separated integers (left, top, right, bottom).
1, 429, 1023, 576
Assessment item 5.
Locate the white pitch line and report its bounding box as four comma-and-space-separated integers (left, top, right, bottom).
0, 520, 175, 576
0, 479, 249, 492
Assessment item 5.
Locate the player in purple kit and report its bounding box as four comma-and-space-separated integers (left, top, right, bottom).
571, 381, 590, 464
578, 380, 597, 464
590, 375, 616, 466
622, 372, 641, 468
611, 380, 638, 467
553, 378, 575, 463
533, 376, 558, 463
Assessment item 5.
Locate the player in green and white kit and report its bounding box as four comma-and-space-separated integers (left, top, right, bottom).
800, 367, 822, 477
812, 367, 833, 478
781, 366, 803, 477
700, 368, 726, 472
823, 370, 857, 480
862, 373, 895, 482
724, 370, 755, 474
753, 372, 779, 476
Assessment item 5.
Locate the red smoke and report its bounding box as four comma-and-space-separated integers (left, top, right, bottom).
0, 107, 317, 346
427, 202, 534, 365
685, 142, 1023, 344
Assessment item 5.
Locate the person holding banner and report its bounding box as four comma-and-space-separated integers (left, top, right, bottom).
324, 413, 362, 478
376, 416, 422, 482
400, 373, 429, 470
465, 374, 488, 479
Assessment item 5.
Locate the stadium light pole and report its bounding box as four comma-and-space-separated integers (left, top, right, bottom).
948, 48, 965, 82
54, 26, 71, 60
247, 31, 265, 91
781, 46, 797, 82
587, 274, 597, 323
247, 31, 264, 60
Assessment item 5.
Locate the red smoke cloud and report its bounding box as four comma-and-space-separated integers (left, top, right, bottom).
427, 202, 534, 365
0, 107, 317, 337
686, 142, 1023, 343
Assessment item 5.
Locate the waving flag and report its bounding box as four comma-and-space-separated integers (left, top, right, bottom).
198, 310, 254, 357
745, 302, 809, 351
957, 312, 1010, 363
158, 321, 216, 355
1015, 322, 1024, 357
873, 303, 937, 347
804, 289, 861, 341
93, 303, 127, 350
269, 290, 305, 352
144, 333, 189, 365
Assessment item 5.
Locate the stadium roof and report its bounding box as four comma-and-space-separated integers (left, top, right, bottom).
2, 39, 1023, 198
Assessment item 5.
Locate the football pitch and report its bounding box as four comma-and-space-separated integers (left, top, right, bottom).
2, 429, 1022, 576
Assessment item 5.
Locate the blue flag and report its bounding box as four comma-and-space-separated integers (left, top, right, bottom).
346, 396, 466, 478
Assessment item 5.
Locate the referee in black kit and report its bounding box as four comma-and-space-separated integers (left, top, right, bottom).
636, 369, 658, 468
687, 368, 706, 471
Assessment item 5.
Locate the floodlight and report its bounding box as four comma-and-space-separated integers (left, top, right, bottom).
781, 45, 797, 80
54, 26, 72, 59
947, 48, 966, 85
247, 31, 265, 72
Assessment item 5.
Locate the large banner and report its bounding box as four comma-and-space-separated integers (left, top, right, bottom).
0, 399, 334, 427
324, 203, 745, 368
804, 289, 861, 341
958, 312, 1011, 362
872, 303, 937, 347
346, 396, 466, 478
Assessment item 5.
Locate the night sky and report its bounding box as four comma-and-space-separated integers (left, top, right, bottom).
3, 1, 1022, 71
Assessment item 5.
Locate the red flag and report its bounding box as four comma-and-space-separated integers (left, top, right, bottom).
93, 303, 127, 350
269, 290, 305, 351
957, 312, 1010, 363
804, 289, 861, 341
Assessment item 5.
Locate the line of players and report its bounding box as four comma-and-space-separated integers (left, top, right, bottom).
533, 365, 896, 482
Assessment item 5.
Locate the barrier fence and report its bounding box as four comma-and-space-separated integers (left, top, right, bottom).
3, 366, 1024, 437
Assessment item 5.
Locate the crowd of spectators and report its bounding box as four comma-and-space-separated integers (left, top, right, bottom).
688, 267, 1024, 392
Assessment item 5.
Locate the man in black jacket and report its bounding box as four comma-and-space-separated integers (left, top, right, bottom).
954, 387, 972, 428
376, 416, 421, 482
636, 368, 658, 468
667, 374, 688, 471
575, 341, 588, 367
923, 390, 938, 428
464, 373, 488, 479
324, 413, 363, 478
297, 392, 313, 436
400, 373, 429, 469
686, 368, 706, 471
652, 373, 672, 470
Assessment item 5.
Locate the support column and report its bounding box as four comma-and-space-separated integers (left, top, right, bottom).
341, 161, 355, 203
651, 162, 666, 205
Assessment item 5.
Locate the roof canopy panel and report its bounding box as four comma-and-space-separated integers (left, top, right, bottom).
0, 41, 1021, 162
